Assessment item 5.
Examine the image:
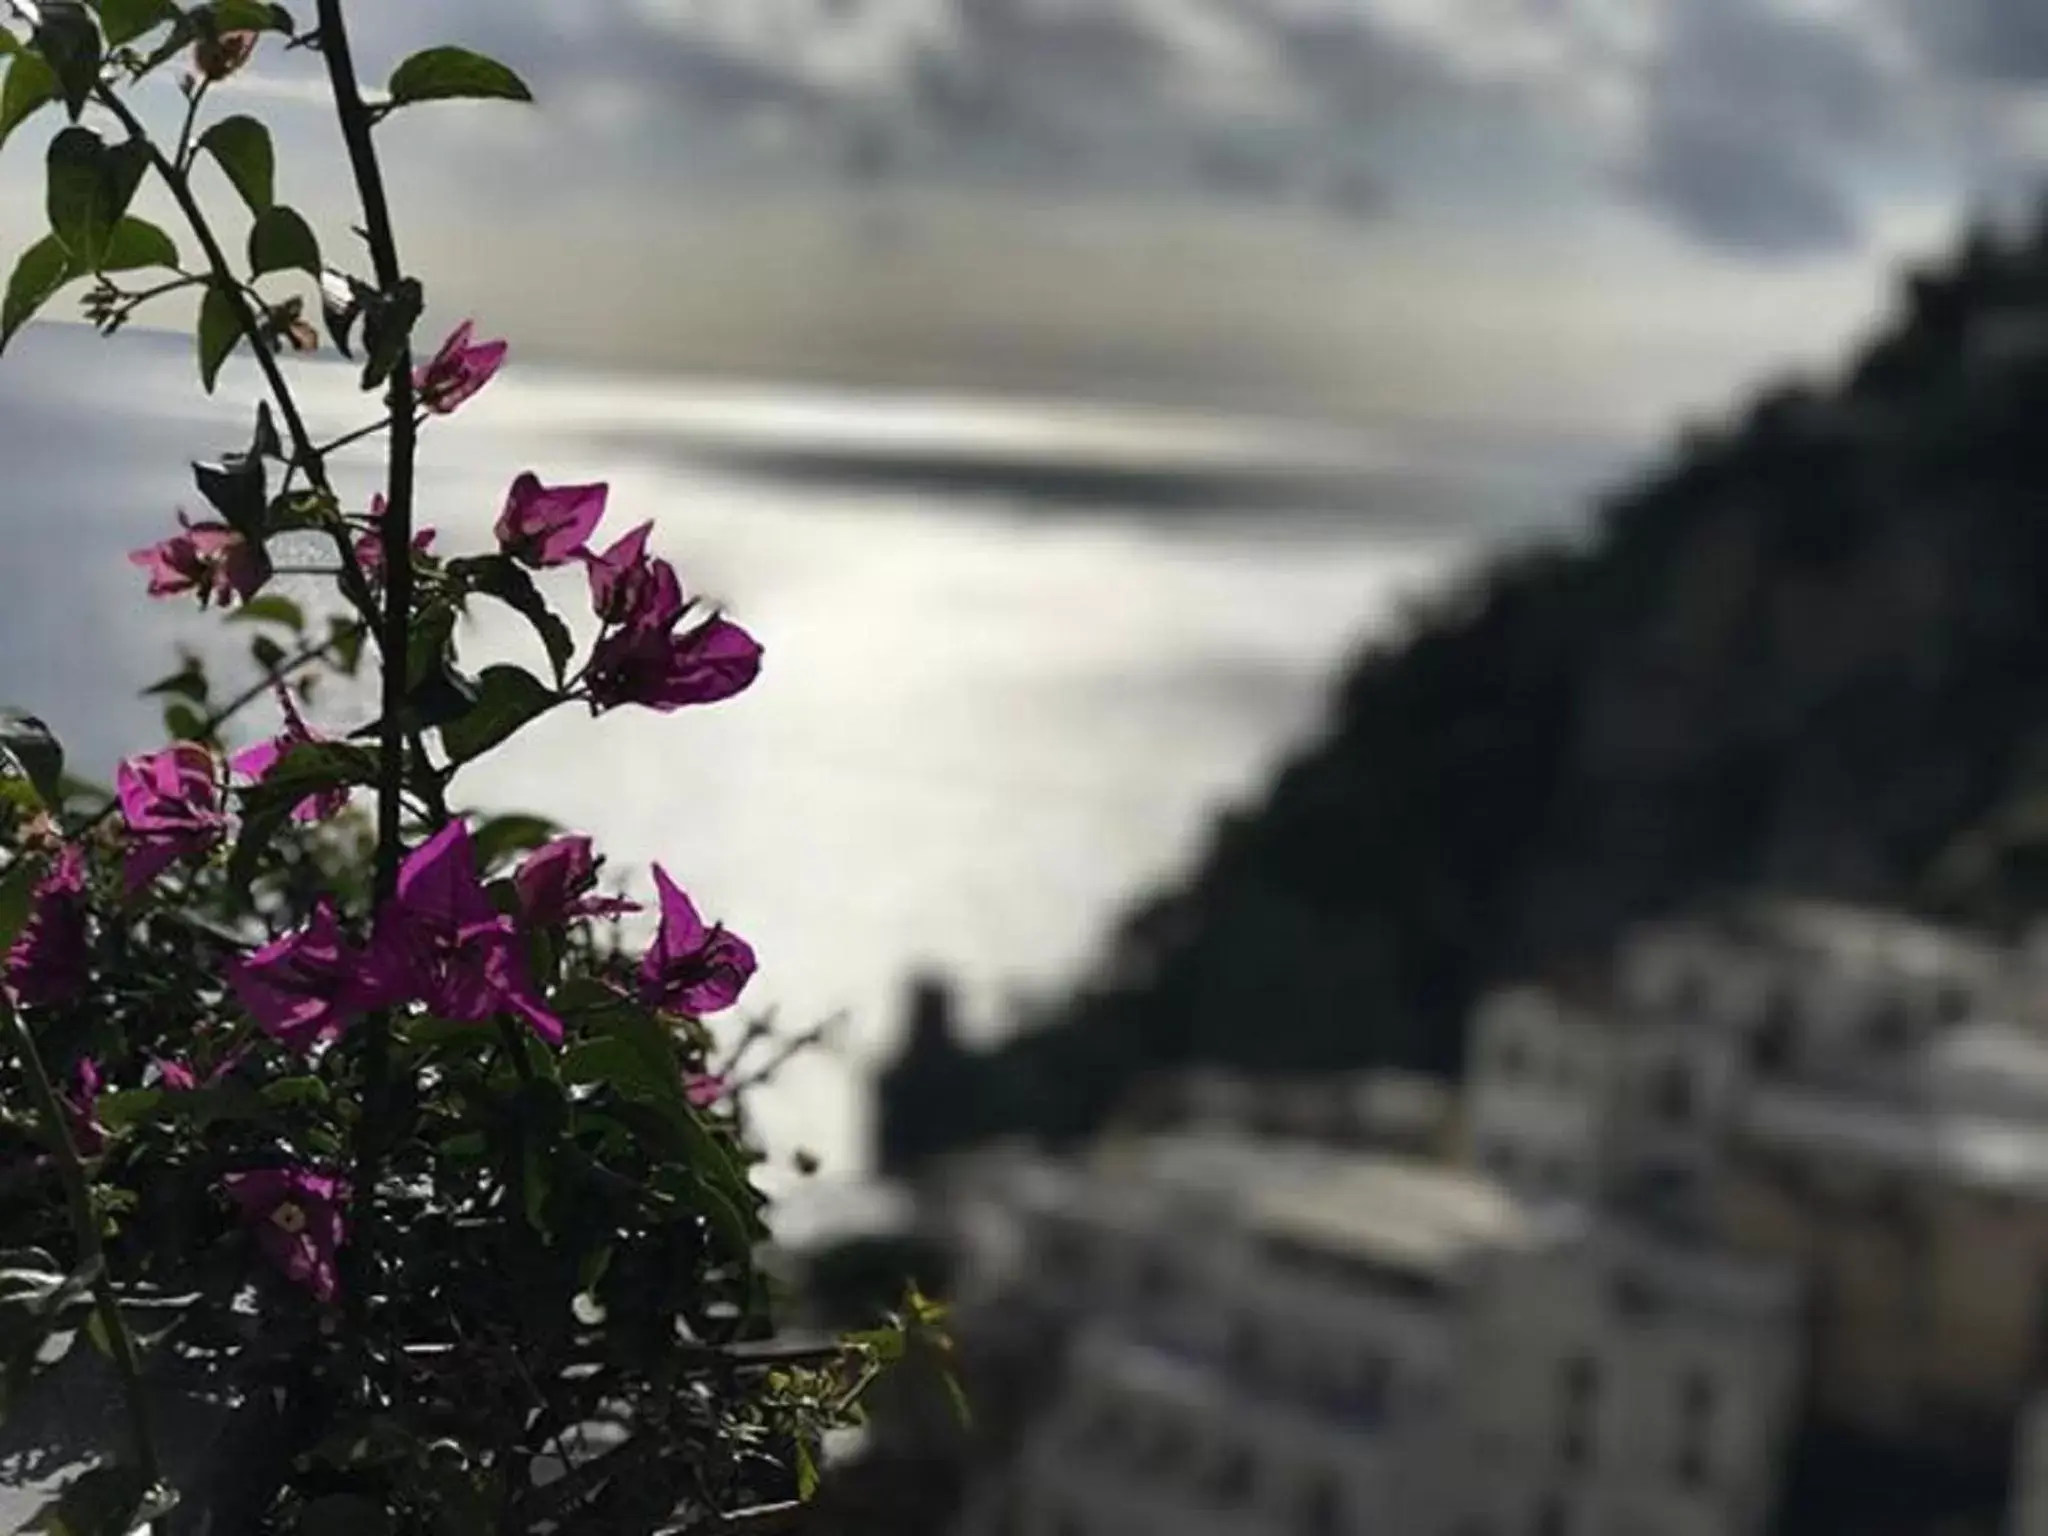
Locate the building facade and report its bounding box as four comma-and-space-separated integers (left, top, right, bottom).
935, 1131, 1800, 1536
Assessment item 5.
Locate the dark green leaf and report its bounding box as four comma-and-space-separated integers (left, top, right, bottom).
471, 813, 561, 872
357, 276, 421, 391
197, 281, 241, 393
91, 1089, 164, 1130
259, 1076, 328, 1109
0, 856, 42, 956
252, 399, 281, 459
385, 46, 532, 108
247, 202, 317, 279
163, 702, 206, 741
249, 634, 285, 672
25, 1463, 176, 1535
195, 0, 292, 32
45, 128, 146, 270
32, 1, 100, 121
447, 555, 576, 681
438, 665, 558, 766
328, 616, 365, 678
1, 234, 76, 352
404, 603, 457, 695
197, 115, 273, 213
227, 594, 303, 631
150, 1079, 268, 1130
0, 52, 59, 151
0, 711, 65, 810
94, 0, 180, 47
192, 452, 265, 538
294, 1495, 393, 1536
96, 215, 175, 273
318, 267, 363, 357
142, 661, 208, 704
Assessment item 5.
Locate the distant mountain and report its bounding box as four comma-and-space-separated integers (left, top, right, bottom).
877, 214, 2048, 1166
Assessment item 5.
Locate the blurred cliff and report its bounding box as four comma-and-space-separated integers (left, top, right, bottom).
876, 210, 2048, 1170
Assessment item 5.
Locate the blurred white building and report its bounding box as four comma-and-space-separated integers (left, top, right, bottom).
924, 898, 2048, 1536
935, 1131, 1799, 1536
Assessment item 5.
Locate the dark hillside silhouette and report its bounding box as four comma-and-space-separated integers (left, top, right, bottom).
880, 211, 2048, 1167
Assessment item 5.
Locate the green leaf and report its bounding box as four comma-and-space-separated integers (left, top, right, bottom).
438, 665, 558, 766
195, 0, 292, 32
0, 711, 65, 810
197, 281, 240, 393
93, 0, 181, 48
92, 1089, 164, 1131
471, 813, 561, 873
252, 399, 282, 459
32, 1, 100, 121
259, 1076, 328, 1109
25, 1464, 177, 1535
227, 594, 303, 631
793, 1439, 819, 1503
385, 46, 532, 108
447, 555, 576, 681
1, 234, 76, 352
0, 52, 58, 152
96, 215, 176, 273
0, 855, 42, 956
192, 453, 266, 540
143, 660, 208, 704
357, 276, 421, 391
247, 203, 318, 279
197, 115, 273, 213
163, 702, 206, 741
46, 127, 147, 270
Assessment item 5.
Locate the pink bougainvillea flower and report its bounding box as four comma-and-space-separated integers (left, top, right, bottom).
361, 822, 564, 1045
231, 683, 350, 823
495, 474, 608, 569
128, 513, 271, 609
63, 1058, 105, 1158
582, 522, 685, 634
227, 899, 367, 1053
6, 844, 90, 1007
222, 1167, 349, 1303
354, 494, 437, 581
153, 1059, 198, 1093
415, 321, 507, 416
513, 835, 640, 927
685, 1072, 728, 1109
638, 866, 756, 1017
587, 615, 763, 716
116, 743, 228, 896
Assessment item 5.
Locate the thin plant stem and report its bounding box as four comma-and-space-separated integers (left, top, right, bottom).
315, 413, 412, 459
313, 0, 421, 1320
171, 77, 208, 173
1, 996, 162, 1491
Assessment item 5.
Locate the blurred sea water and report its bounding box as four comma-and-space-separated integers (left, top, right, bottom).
0, 321, 1618, 1237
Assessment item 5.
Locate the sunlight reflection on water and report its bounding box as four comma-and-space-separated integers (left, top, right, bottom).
0, 323, 1570, 1230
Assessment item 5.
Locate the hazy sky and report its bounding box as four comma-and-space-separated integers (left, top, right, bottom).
9, 0, 2048, 439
